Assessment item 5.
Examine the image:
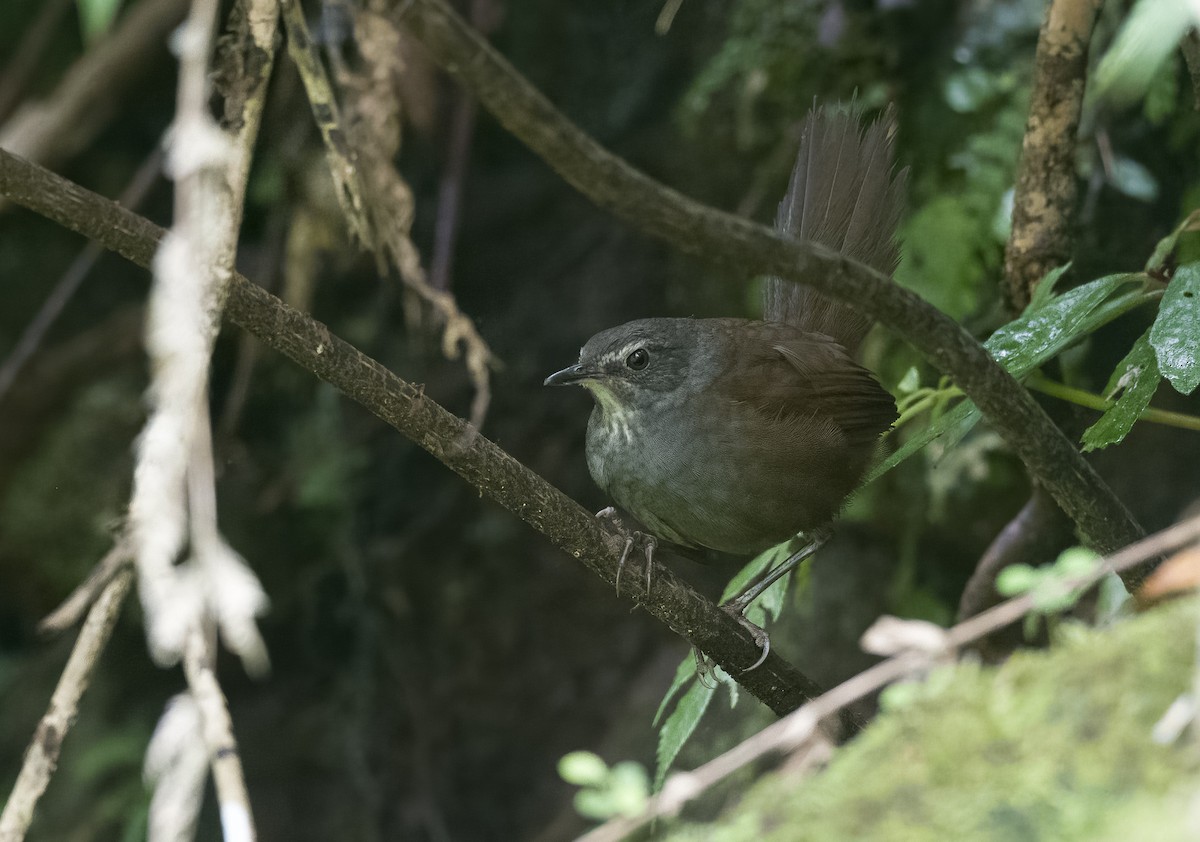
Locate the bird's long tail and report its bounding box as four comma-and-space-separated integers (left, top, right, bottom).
764, 105, 907, 352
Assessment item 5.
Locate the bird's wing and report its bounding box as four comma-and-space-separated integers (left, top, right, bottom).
726, 329, 897, 449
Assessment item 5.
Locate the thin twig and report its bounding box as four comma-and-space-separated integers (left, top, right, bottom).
39, 540, 134, 635
1027, 374, 1200, 433
582, 513, 1200, 842
0, 569, 134, 842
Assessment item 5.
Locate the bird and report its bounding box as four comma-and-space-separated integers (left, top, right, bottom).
545, 105, 907, 667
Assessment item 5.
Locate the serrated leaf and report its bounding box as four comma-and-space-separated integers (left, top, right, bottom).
1082, 327, 1161, 451
653, 655, 697, 727
654, 678, 715, 792
1150, 263, 1200, 394
558, 751, 609, 786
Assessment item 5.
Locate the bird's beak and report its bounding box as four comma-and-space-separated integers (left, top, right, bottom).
544, 363, 594, 386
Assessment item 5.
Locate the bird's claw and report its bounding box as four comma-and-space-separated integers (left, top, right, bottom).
721, 603, 771, 671
597, 508, 657, 598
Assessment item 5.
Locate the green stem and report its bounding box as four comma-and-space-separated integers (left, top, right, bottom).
1027, 375, 1200, 433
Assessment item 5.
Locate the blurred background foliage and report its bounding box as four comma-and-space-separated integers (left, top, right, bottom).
0, 0, 1198, 839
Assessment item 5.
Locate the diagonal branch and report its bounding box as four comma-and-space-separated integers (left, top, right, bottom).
0, 147, 832, 719
392, 0, 1148, 578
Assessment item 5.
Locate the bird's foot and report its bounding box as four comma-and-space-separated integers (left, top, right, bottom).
720, 602, 771, 671
595, 507, 657, 597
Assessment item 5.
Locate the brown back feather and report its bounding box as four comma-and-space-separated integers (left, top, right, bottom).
724, 325, 897, 449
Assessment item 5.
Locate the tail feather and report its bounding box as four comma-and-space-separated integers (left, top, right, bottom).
764, 105, 907, 352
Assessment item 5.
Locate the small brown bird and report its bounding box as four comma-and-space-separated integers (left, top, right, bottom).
546, 106, 906, 664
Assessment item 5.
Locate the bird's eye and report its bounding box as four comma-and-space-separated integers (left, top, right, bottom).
626, 348, 650, 370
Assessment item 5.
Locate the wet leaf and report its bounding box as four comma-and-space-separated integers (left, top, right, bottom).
1081, 327, 1161, 451
1150, 263, 1200, 394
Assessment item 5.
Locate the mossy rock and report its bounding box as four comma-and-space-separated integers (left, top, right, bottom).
666, 597, 1200, 841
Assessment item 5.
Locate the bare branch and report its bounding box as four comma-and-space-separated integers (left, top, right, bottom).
0, 569, 134, 842
39, 541, 133, 635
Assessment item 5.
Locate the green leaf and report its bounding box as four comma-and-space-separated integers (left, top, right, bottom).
995, 563, 1040, 597
1053, 547, 1100, 577
653, 655, 698, 727
1145, 211, 1200, 273
1093, 0, 1198, 105
558, 751, 609, 786
574, 788, 616, 820
865, 402, 981, 485
1081, 327, 1161, 451
986, 273, 1147, 379
719, 667, 740, 709
608, 762, 651, 817
1025, 263, 1072, 314
719, 544, 787, 602
76, 0, 124, 43
867, 272, 1153, 484
1150, 263, 1200, 394
654, 676, 715, 792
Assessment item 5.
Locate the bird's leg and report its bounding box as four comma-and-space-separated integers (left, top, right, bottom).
719, 527, 833, 671
596, 507, 658, 597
